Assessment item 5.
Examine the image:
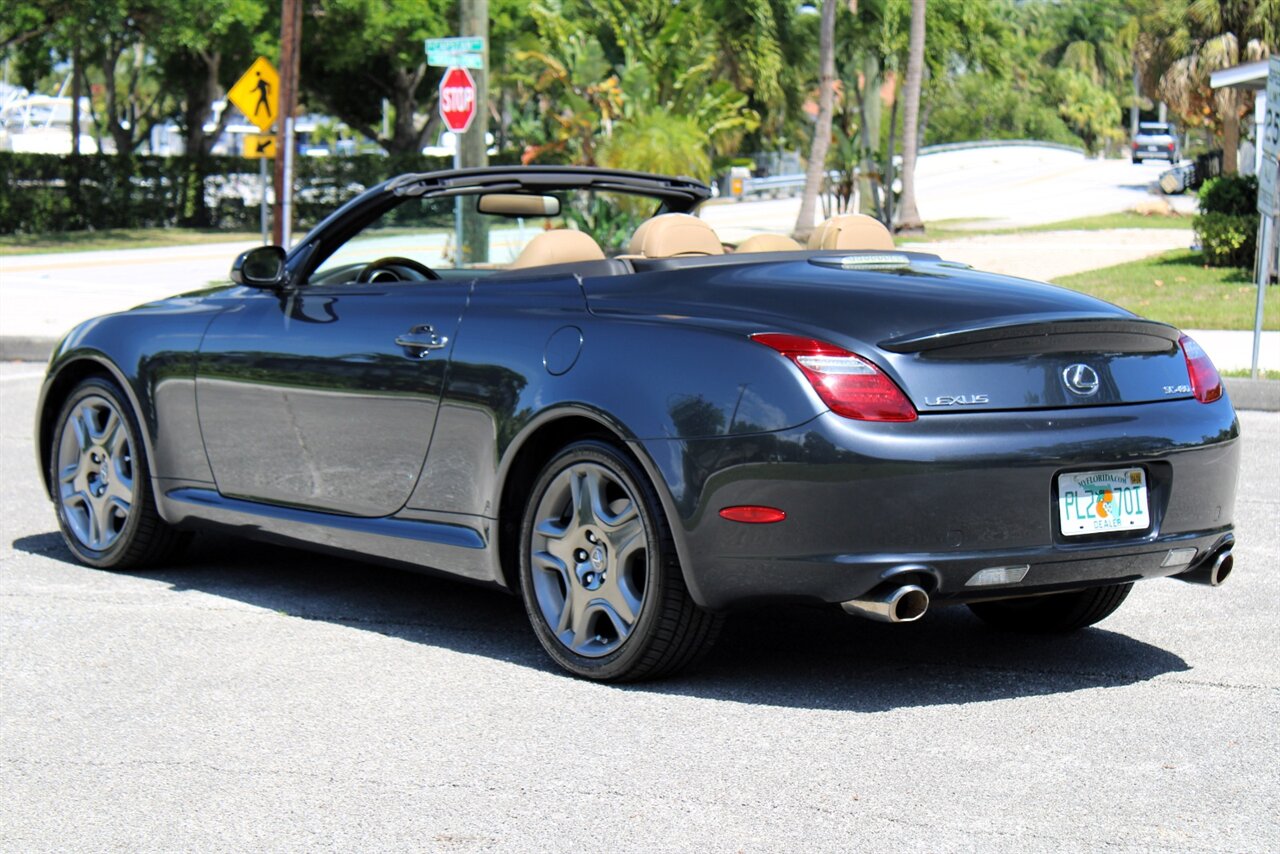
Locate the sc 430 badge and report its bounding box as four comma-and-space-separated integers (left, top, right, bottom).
924, 394, 990, 406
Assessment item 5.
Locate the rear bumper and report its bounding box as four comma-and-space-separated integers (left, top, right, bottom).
639, 397, 1240, 610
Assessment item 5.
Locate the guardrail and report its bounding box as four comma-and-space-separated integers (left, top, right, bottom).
728, 140, 1085, 200
918, 139, 1087, 157
737, 170, 840, 199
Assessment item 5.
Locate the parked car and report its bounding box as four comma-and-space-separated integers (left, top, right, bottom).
36, 166, 1239, 682
1132, 121, 1181, 163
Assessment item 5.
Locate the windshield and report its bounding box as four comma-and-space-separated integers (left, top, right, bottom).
311, 189, 663, 282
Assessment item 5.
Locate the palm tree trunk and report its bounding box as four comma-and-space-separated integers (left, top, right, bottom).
793, 0, 836, 242
1222, 93, 1239, 174
896, 0, 926, 231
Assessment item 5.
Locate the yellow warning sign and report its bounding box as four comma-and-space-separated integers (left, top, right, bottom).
242, 133, 277, 159
228, 57, 279, 132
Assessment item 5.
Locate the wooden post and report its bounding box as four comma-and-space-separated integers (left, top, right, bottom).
272, 0, 302, 247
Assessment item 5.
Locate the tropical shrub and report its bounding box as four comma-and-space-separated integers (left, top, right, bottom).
1194, 175, 1259, 268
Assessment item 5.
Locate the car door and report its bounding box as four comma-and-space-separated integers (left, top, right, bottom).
195, 279, 471, 517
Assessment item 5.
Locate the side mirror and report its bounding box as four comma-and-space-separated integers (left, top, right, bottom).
231, 246, 288, 289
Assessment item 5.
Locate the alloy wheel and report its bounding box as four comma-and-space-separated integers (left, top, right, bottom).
56, 394, 135, 552
528, 462, 649, 657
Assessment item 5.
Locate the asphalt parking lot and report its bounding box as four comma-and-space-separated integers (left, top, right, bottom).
2, 361, 1277, 852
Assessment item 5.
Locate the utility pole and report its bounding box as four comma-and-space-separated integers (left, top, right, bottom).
272, 0, 302, 247
459, 0, 489, 262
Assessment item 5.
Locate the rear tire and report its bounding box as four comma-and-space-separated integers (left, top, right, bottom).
49, 377, 187, 569
518, 440, 722, 682
967, 582, 1133, 633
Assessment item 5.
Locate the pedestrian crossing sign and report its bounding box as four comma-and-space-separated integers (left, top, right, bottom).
228, 57, 280, 132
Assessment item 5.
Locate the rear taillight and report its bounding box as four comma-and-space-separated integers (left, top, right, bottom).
1179, 335, 1223, 403
1131, 141, 1138, 149
751, 332, 917, 422
1167, 142, 1176, 150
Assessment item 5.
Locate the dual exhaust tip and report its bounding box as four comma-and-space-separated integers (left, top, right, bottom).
841, 584, 930, 623
842, 546, 1234, 623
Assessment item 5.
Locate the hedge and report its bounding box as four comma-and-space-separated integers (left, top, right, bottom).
0, 150, 521, 236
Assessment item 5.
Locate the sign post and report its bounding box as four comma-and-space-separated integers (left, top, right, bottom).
438, 66, 478, 265
228, 57, 281, 246
428, 37, 486, 265
1251, 56, 1280, 379
241, 134, 278, 245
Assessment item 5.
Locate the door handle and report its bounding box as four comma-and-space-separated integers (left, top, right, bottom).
395, 324, 449, 356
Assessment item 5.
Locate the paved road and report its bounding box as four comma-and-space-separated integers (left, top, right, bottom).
912, 147, 1198, 227
2, 362, 1277, 851
0, 241, 251, 341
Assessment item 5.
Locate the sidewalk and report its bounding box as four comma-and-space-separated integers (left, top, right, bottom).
898, 228, 1195, 281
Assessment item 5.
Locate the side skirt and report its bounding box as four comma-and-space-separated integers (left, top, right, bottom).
158, 487, 506, 587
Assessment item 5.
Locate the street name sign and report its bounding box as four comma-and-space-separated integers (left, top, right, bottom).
439, 67, 477, 134
426, 36, 485, 69
228, 57, 280, 133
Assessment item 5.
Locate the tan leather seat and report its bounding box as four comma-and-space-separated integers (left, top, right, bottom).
509, 229, 606, 269
807, 214, 895, 251
735, 233, 803, 253
628, 213, 724, 258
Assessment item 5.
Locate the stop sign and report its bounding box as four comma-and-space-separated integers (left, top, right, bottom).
439, 66, 477, 134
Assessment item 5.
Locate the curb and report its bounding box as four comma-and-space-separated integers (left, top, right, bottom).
0, 336, 57, 362
1224, 377, 1280, 411
3, 336, 1277, 411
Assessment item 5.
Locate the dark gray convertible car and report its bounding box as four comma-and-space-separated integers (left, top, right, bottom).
36, 166, 1240, 681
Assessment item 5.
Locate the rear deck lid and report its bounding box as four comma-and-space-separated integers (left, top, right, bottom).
878, 315, 1193, 412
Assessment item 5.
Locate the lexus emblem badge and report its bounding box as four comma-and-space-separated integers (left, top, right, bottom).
1063, 363, 1100, 396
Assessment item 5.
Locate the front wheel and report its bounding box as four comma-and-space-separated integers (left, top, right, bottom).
967, 582, 1133, 633
518, 440, 722, 681
50, 377, 187, 568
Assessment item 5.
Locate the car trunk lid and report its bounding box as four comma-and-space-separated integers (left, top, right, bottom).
876, 315, 1191, 413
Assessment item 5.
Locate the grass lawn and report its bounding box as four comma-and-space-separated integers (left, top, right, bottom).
919, 211, 1194, 241
1222, 369, 1279, 380
1051, 249, 1277, 331
0, 227, 259, 256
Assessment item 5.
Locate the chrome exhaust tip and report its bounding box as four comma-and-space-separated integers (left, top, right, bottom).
841, 584, 930, 623
1176, 547, 1234, 587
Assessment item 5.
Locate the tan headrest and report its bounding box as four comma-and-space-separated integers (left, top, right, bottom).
628, 213, 724, 258
509, 229, 605, 269
736, 233, 803, 253
808, 214, 895, 251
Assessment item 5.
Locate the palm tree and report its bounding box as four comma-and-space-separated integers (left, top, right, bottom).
895, 0, 926, 231
794, 0, 836, 242
1148, 0, 1275, 173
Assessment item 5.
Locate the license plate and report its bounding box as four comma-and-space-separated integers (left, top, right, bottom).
1058, 468, 1150, 536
